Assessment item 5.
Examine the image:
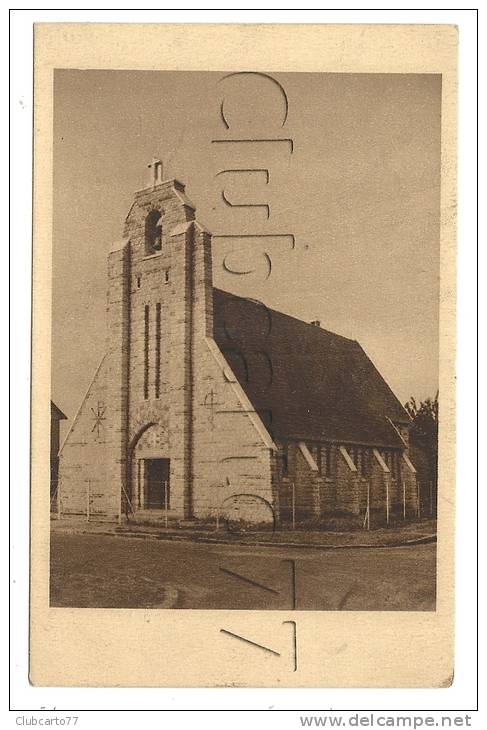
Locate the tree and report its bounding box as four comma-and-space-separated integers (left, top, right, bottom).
405, 392, 438, 442
405, 392, 439, 511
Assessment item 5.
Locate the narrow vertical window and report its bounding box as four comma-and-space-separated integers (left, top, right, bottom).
282, 442, 289, 476
144, 305, 149, 399
356, 448, 362, 475
324, 445, 332, 477
155, 302, 161, 398
349, 447, 357, 469
315, 445, 322, 475
361, 449, 371, 477
391, 452, 399, 480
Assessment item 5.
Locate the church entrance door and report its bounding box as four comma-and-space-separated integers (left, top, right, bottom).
145, 458, 170, 510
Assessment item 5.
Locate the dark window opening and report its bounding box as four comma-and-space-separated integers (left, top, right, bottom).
380, 450, 399, 479
145, 210, 163, 254
319, 444, 332, 477
308, 444, 319, 473
348, 447, 371, 478
145, 458, 170, 510
281, 442, 289, 476
365, 449, 372, 477
391, 451, 400, 480
358, 448, 371, 477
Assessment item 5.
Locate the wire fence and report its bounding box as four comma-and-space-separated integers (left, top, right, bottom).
50, 477, 436, 528
50, 478, 123, 523
50, 477, 171, 525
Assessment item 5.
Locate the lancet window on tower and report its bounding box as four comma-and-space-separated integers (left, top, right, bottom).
145, 210, 163, 254
144, 305, 150, 400
155, 303, 162, 399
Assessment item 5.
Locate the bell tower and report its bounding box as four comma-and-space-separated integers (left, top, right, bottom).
106, 162, 213, 519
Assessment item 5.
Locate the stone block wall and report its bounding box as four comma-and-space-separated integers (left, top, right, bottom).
188, 221, 277, 524
122, 180, 196, 519
190, 337, 276, 524
57, 355, 114, 517
105, 240, 131, 517
271, 442, 299, 522
335, 447, 360, 514
400, 455, 419, 517
369, 452, 389, 517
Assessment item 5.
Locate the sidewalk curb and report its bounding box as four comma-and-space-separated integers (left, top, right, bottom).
51, 524, 437, 550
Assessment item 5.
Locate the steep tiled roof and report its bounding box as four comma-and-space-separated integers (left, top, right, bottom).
212, 289, 409, 448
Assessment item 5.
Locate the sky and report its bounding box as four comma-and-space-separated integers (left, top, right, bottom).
52, 70, 441, 429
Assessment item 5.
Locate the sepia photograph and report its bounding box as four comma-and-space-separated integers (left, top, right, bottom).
23, 19, 462, 691
49, 68, 441, 613
7, 2, 481, 715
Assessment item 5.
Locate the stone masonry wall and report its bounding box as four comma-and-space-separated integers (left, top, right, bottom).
191, 340, 276, 524
400, 456, 419, 518
189, 222, 276, 524
57, 355, 112, 516
58, 181, 277, 523
122, 181, 195, 518
104, 241, 131, 518
335, 447, 360, 515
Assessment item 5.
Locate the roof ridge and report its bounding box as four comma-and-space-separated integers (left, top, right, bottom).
212, 287, 357, 345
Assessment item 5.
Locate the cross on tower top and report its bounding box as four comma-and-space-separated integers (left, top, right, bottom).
148, 157, 163, 188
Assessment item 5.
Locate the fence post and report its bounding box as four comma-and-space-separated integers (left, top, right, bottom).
417, 481, 421, 519
86, 480, 90, 523
56, 479, 62, 520
291, 482, 296, 530
385, 478, 390, 526
117, 480, 122, 525
403, 480, 406, 520
164, 480, 168, 529
366, 481, 370, 530
429, 480, 433, 516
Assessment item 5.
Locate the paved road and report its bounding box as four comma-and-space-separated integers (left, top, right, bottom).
50, 533, 436, 611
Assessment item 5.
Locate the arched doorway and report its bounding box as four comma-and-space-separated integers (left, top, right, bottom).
127, 422, 170, 512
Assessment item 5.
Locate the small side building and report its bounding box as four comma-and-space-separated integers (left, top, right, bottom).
50, 401, 67, 510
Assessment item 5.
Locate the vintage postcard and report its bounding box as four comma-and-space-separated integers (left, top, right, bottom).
30, 23, 457, 687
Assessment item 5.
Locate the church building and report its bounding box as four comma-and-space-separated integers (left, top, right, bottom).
57, 165, 418, 527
